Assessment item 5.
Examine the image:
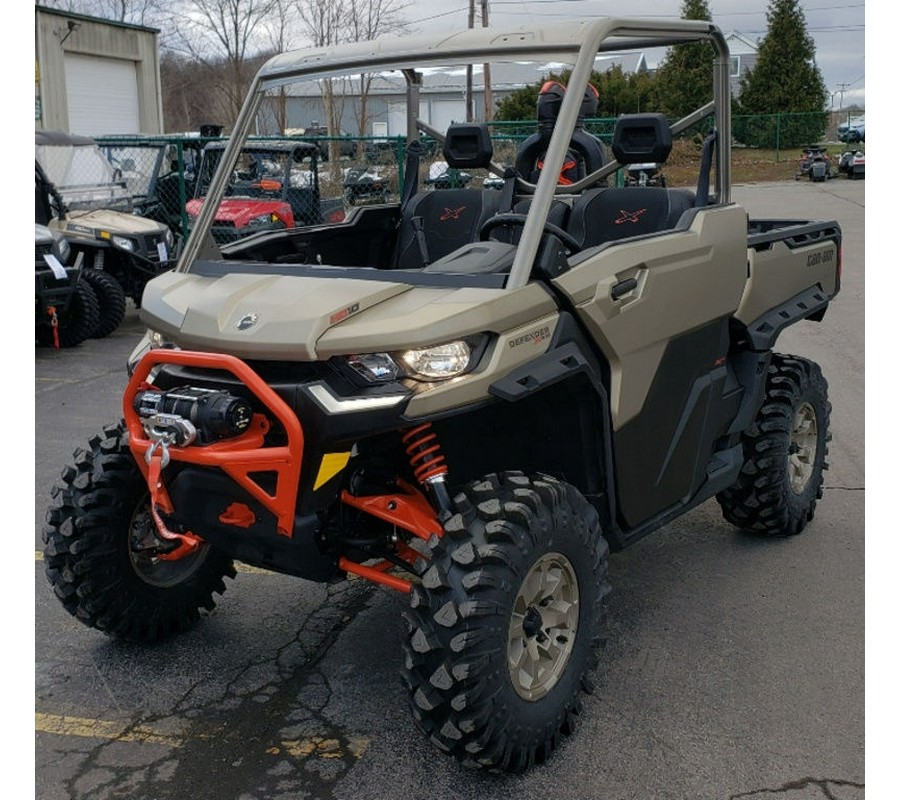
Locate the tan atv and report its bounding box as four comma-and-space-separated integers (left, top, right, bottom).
43, 18, 841, 772
35, 131, 175, 327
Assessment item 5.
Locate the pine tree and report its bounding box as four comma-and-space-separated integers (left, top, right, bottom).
654, 0, 715, 119
734, 0, 828, 147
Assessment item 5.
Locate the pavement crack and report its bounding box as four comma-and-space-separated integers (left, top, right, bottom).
729, 776, 865, 799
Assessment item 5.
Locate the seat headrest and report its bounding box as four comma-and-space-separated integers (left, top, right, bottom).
611, 114, 673, 165
442, 124, 494, 169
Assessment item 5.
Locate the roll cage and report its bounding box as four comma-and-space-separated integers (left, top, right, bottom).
178, 18, 732, 290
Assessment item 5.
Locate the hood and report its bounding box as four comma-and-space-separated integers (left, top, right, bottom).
187, 197, 293, 228
139, 269, 555, 360
57, 207, 169, 236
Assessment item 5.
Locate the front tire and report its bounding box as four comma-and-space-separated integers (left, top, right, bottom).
716, 354, 831, 536
36, 279, 100, 348
42, 421, 236, 642
83, 269, 127, 338
401, 472, 610, 771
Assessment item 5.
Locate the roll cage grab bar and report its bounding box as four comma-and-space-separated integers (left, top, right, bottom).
178, 18, 731, 289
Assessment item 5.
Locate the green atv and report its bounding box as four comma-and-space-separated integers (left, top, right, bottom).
43, 18, 841, 772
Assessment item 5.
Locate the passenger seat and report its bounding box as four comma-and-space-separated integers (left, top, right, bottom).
394, 125, 509, 269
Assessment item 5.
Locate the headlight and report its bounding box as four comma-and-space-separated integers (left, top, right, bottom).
111, 235, 135, 251
126, 329, 179, 376
247, 213, 282, 228
341, 336, 485, 384
345, 353, 401, 382
400, 341, 472, 379
51, 233, 70, 264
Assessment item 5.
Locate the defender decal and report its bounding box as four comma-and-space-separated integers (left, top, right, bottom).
508, 325, 552, 348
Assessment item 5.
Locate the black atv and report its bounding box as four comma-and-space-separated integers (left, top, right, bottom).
35, 224, 99, 348
795, 144, 836, 182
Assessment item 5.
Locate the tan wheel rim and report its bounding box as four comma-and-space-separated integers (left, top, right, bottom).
789, 401, 818, 494
507, 552, 579, 701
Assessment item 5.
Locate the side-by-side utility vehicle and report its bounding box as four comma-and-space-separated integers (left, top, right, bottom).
44, 18, 841, 773
186, 139, 344, 245
36, 131, 176, 319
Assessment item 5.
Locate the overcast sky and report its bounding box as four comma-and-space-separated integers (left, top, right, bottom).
401, 0, 866, 108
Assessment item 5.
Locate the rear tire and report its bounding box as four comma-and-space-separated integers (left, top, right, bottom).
716, 354, 830, 536
401, 472, 610, 772
83, 269, 127, 338
36, 279, 100, 348
42, 421, 236, 642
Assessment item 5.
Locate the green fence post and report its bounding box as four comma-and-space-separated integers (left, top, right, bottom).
775, 114, 781, 162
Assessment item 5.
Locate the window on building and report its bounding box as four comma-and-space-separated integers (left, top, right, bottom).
729, 56, 741, 77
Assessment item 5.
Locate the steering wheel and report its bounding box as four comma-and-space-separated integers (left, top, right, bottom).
478, 213, 582, 254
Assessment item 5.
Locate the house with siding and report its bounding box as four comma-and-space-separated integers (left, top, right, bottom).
725, 31, 759, 98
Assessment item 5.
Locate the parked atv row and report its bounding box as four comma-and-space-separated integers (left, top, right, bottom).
35, 131, 177, 346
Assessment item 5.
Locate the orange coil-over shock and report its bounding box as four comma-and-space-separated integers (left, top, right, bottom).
402, 423, 452, 516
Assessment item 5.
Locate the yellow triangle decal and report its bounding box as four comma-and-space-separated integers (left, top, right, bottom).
313, 452, 351, 491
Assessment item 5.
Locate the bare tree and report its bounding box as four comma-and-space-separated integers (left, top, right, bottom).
345, 0, 408, 141
293, 0, 347, 168
164, 0, 279, 128
260, 0, 302, 133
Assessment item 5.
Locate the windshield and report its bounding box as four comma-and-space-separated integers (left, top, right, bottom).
35, 141, 132, 211
103, 145, 167, 198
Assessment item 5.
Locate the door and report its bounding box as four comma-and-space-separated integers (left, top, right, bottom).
553, 204, 749, 527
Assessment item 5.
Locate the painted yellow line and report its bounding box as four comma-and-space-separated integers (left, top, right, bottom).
35, 551, 273, 575
35, 713, 370, 759
35, 713, 185, 747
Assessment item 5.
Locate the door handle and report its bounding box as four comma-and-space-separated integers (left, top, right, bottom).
610, 277, 638, 300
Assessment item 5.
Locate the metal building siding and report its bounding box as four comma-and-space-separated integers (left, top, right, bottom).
35, 7, 163, 134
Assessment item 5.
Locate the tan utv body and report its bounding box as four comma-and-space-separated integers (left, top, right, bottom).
43, 17, 842, 773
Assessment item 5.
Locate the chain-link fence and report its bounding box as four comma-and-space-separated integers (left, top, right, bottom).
84, 110, 862, 244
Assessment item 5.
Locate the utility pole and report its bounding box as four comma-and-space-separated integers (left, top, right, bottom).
466, 0, 475, 122
481, 0, 492, 121
835, 82, 850, 112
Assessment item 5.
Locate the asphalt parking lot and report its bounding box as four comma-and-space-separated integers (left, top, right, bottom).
34, 179, 866, 800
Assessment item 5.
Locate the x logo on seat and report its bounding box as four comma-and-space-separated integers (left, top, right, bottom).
615, 208, 647, 224
440, 206, 466, 221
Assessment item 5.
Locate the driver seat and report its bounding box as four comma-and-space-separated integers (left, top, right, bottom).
514, 81, 608, 185
393, 124, 504, 269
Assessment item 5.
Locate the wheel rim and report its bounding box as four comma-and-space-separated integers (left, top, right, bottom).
789, 401, 819, 494
128, 499, 209, 587
507, 552, 579, 701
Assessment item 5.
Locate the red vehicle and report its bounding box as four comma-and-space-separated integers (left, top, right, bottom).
187, 140, 343, 244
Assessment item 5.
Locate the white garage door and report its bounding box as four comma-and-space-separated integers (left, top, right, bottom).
65, 54, 140, 135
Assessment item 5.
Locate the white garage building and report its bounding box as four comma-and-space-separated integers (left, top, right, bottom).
35, 5, 163, 135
